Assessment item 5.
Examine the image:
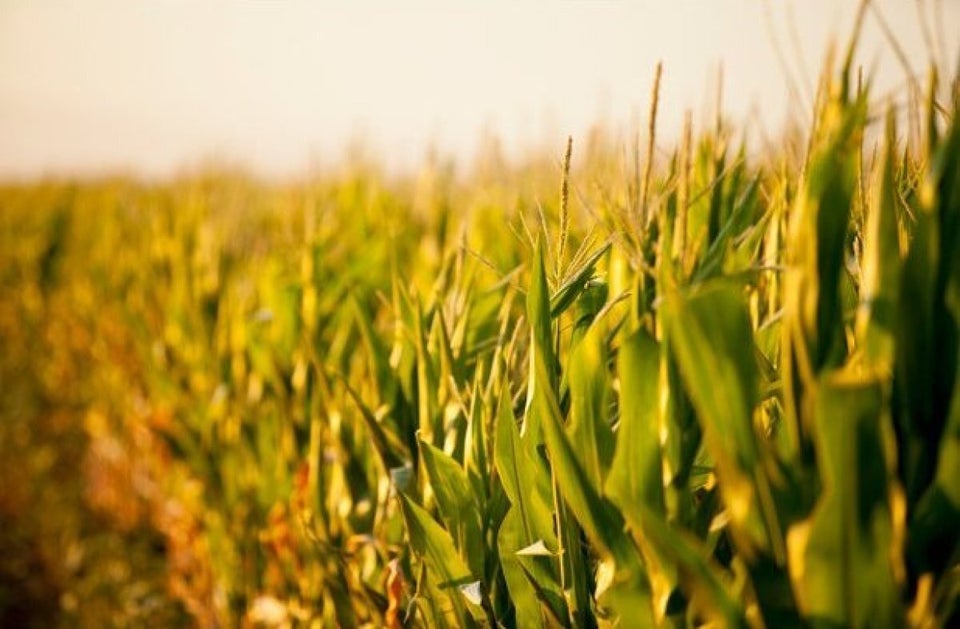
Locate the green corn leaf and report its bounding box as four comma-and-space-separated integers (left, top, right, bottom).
566, 320, 615, 489
350, 294, 394, 396
694, 175, 761, 282
517, 563, 573, 629
493, 386, 564, 628
782, 94, 866, 453
338, 372, 408, 471
434, 307, 462, 397
662, 283, 759, 489
856, 108, 902, 370
908, 383, 960, 581
419, 438, 485, 578
397, 492, 484, 627
524, 238, 557, 440
639, 507, 750, 629
789, 372, 904, 628
550, 241, 611, 318
463, 378, 490, 502
497, 508, 558, 628
534, 358, 629, 560
907, 114, 960, 582
663, 282, 785, 565
897, 109, 960, 507
414, 296, 442, 447
494, 385, 555, 544
660, 334, 702, 529
531, 357, 656, 625
605, 328, 665, 520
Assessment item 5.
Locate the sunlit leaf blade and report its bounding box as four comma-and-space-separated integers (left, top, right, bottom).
789, 373, 905, 628
498, 509, 554, 628
397, 492, 483, 627
782, 93, 865, 455
493, 387, 562, 628
694, 175, 762, 282
525, 238, 557, 439
414, 296, 441, 446
463, 380, 490, 501
531, 358, 656, 625
493, 385, 555, 545
419, 438, 485, 577
639, 507, 749, 629
534, 359, 629, 562
855, 109, 901, 369
567, 320, 614, 490
662, 283, 770, 551
338, 373, 407, 471
518, 564, 573, 629
550, 241, 612, 318
605, 328, 665, 520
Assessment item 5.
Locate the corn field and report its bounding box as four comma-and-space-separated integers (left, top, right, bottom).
1, 29, 959, 629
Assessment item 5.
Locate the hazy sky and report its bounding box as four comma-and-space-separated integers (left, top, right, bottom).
1, 1, 957, 179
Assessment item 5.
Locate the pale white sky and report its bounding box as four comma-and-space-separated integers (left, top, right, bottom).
1, 1, 956, 180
